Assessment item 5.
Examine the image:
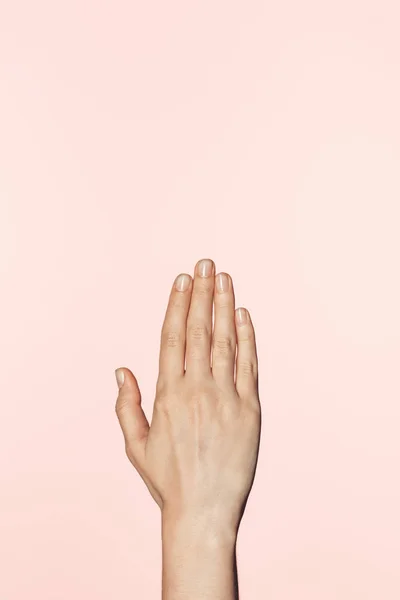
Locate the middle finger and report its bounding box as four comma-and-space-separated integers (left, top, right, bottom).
185, 258, 215, 378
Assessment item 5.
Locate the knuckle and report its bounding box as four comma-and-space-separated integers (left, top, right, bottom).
155, 385, 178, 406
155, 384, 170, 402
162, 329, 181, 348
124, 441, 133, 458
156, 374, 167, 393
154, 394, 174, 416
213, 336, 234, 356
115, 393, 129, 417
244, 401, 261, 424
125, 442, 139, 467
238, 359, 257, 377
188, 323, 209, 343
250, 405, 262, 426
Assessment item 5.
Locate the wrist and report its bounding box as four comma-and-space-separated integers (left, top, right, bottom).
161, 508, 238, 550
161, 508, 239, 600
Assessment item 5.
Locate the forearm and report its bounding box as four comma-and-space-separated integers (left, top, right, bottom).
161, 511, 239, 600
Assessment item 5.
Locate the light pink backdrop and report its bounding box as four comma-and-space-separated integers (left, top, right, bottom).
1, 1, 400, 598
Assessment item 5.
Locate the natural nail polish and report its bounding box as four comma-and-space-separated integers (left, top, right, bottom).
236, 307, 248, 326
115, 368, 125, 389
175, 273, 191, 291
198, 259, 213, 277
216, 273, 229, 293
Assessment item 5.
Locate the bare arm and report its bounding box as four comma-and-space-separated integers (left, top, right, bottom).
115, 258, 261, 600
161, 512, 238, 600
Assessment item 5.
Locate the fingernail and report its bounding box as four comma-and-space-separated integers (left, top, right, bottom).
115, 368, 125, 389
216, 273, 229, 293
236, 307, 248, 326
175, 273, 191, 291
198, 259, 213, 278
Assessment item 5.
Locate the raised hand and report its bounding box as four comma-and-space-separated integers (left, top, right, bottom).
115, 258, 261, 528
115, 258, 261, 599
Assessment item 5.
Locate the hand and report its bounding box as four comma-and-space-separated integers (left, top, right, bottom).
115, 258, 261, 533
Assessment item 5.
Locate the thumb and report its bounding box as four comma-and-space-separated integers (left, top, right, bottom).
115, 367, 149, 465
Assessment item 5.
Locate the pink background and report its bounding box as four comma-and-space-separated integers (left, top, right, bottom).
1, 1, 400, 598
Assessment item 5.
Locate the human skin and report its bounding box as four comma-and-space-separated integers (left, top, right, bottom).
115, 258, 261, 599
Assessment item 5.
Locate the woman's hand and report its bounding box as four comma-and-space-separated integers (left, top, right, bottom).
115, 258, 261, 533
